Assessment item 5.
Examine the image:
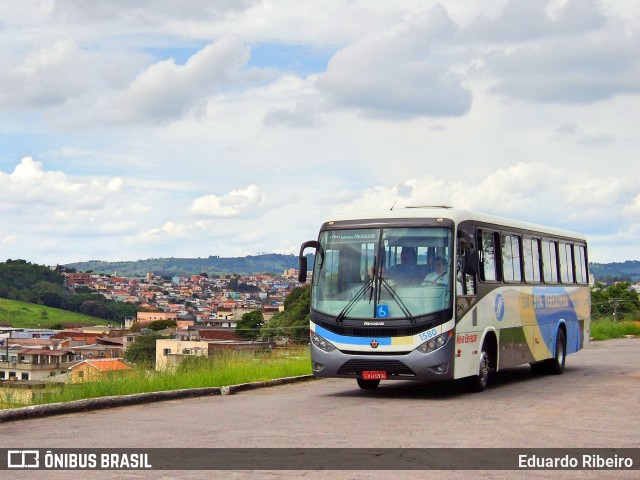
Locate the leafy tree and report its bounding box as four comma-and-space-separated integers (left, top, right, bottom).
227, 275, 239, 289
591, 283, 640, 321
261, 285, 310, 343
79, 300, 112, 319
74, 286, 94, 294
123, 333, 163, 368
0, 259, 64, 297
236, 310, 264, 340
32, 281, 66, 308
147, 319, 177, 331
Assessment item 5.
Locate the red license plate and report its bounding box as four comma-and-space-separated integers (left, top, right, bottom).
362, 371, 387, 380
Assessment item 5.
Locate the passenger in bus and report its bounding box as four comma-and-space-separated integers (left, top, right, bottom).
422, 256, 448, 285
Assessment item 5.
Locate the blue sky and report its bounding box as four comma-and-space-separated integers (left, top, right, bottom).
0, 1, 639, 265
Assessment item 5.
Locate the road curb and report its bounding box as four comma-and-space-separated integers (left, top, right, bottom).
0, 375, 315, 423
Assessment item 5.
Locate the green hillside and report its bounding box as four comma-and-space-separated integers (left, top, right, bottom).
0, 298, 109, 329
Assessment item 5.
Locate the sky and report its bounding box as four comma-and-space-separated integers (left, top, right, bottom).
0, 0, 639, 266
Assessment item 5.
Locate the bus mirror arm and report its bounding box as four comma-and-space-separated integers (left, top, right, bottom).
298, 240, 322, 283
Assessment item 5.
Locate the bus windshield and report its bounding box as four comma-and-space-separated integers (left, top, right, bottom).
312, 227, 453, 320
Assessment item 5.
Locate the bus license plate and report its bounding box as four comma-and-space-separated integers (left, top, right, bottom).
362, 371, 386, 380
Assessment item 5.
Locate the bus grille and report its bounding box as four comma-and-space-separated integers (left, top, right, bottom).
337, 360, 415, 377
316, 319, 435, 338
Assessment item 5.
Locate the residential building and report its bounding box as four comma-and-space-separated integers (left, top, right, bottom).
69, 359, 132, 384
1, 348, 79, 381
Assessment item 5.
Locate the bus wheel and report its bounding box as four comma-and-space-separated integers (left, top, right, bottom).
465, 347, 490, 393
547, 329, 566, 375
357, 379, 380, 390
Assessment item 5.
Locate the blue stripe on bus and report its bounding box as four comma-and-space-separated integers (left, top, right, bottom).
315, 324, 392, 346
532, 286, 580, 354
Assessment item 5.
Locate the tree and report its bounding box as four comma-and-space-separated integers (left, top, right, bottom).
261, 285, 310, 343
147, 319, 177, 331
236, 310, 264, 340
591, 283, 640, 321
32, 281, 66, 308
123, 333, 162, 368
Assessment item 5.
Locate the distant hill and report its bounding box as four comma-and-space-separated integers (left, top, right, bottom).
65, 253, 315, 277
65, 254, 638, 283
589, 260, 640, 283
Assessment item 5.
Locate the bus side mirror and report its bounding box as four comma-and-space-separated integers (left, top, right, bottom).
298, 240, 321, 283
299, 257, 308, 283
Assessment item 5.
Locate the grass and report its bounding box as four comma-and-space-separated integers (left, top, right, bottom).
591, 318, 640, 341
0, 298, 108, 328
21, 348, 311, 408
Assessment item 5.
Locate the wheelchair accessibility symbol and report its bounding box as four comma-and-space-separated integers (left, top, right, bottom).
376, 305, 389, 318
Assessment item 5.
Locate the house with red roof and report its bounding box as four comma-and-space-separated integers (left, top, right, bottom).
68, 359, 132, 383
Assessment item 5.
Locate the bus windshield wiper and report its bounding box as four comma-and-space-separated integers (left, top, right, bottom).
336, 279, 373, 323
379, 277, 417, 324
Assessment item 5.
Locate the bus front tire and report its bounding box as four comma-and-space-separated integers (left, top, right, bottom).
357, 379, 380, 390
465, 346, 490, 393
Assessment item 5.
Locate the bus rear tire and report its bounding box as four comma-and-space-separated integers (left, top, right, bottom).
465, 346, 490, 393
357, 379, 380, 390
530, 329, 566, 375
546, 329, 566, 375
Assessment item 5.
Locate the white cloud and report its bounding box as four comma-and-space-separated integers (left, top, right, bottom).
189, 184, 264, 217
477, 2, 640, 104
105, 37, 266, 124
263, 101, 324, 128
317, 4, 472, 118
467, 0, 606, 42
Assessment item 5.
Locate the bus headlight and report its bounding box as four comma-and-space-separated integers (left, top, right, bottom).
417, 332, 451, 354
311, 333, 336, 352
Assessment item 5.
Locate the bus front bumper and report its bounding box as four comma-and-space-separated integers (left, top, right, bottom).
311, 338, 455, 382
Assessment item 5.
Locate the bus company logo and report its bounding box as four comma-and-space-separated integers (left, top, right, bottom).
7, 450, 39, 469
370, 340, 379, 349
494, 294, 505, 321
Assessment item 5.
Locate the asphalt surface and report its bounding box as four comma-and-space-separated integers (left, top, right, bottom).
1, 337, 638, 479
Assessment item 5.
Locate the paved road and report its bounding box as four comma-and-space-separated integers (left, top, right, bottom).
1, 338, 639, 479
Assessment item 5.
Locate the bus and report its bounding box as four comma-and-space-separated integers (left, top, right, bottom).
298, 207, 590, 392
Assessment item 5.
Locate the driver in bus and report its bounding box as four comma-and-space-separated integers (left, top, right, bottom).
422, 256, 448, 285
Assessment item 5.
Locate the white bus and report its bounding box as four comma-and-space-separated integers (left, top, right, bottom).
298, 207, 590, 392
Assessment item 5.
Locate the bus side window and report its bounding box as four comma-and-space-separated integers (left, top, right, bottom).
574, 244, 588, 284
479, 230, 499, 282
523, 237, 541, 283
502, 234, 522, 282
541, 239, 559, 284
559, 242, 575, 284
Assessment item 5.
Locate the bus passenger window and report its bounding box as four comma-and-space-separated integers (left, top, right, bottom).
559, 242, 575, 284
542, 240, 558, 284
480, 231, 498, 282
502, 234, 522, 282
523, 237, 541, 283
574, 244, 588, 284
